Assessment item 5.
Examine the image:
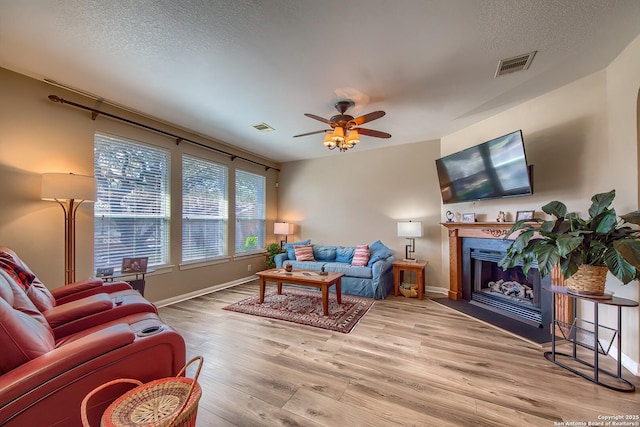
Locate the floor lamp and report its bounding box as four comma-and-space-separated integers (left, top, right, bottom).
42, 173, 97, 284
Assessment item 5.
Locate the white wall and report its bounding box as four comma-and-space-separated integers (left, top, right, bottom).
278, 140, 444, 290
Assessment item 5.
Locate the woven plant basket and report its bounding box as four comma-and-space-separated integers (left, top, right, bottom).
565, 265, 608, 296
81, 356, 203, 427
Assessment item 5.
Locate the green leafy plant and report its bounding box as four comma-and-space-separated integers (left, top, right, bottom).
499, 190, 640, 285
265, 243, 285, 269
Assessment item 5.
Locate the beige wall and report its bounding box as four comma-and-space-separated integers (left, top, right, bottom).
0, 68, 280, 302
278, 140, 444, 290
438, 33, 640, 372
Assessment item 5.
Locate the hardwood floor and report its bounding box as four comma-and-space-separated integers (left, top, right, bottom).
157, 282, 639, 427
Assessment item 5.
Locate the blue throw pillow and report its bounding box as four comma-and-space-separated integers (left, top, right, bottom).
285, 240, 311, 260
367, 240, 394, 267
335, 246, 355, 263
313, 245, 337, 262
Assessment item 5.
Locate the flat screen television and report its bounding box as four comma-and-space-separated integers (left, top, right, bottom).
435, 130, 533, 204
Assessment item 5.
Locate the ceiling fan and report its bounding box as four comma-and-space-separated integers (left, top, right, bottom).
293, 100, 391, 151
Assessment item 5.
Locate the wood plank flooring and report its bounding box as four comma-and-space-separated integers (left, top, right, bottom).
157, 282, 639, 427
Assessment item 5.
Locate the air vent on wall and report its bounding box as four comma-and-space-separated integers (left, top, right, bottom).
495, 51, 537, 77
252, 122, 275, 132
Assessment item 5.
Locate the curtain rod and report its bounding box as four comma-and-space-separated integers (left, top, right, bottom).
47, 95, 280, 172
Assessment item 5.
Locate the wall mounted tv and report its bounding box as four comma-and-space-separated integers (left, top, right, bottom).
435, 130, 533, 204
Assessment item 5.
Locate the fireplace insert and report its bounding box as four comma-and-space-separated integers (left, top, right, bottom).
462, 237, 551, 330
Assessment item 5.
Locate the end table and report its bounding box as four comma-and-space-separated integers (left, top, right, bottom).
392, 260, 428, 300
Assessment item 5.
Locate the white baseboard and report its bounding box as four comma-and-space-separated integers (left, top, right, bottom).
608, 345, 639, 376
425, 285, 448, 296
154, 275, 256, 308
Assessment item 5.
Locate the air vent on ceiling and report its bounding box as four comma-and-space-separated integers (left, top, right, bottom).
495, 51, 537, 77
252, 123, 275, 132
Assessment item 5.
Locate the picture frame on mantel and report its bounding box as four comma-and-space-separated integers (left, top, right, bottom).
516, 210, 535, 221
462, 212, 476, 223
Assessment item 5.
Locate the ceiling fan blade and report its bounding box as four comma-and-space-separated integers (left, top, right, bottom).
293, 129, 330, 138
351, 110, 385, 126
304, 113, 332, 125
354, 128, 391, 138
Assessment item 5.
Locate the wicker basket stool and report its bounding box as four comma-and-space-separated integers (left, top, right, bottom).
82, 356, 203, 427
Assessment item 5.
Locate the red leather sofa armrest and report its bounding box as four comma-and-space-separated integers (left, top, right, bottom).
49, 279, 104, 299
42, 294, 113, 328
52, 281, 133, 304
0, 324, 135, 407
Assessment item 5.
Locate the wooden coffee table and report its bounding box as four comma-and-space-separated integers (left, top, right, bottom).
255, 268, 344, 316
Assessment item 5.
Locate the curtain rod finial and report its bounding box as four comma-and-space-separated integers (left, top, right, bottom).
48, 95, 62, 103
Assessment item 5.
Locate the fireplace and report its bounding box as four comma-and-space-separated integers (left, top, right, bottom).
462, 238, 551, 330
440, 221, 571, 341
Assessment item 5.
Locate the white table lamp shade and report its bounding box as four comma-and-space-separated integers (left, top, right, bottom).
397, 221, 423, 238
274, 222, 291, 235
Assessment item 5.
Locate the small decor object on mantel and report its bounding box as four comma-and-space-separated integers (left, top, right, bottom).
496, 211, 507, 222
515, 210, 535, 221
462, 213, 476, 223
446, 210, 455, 222
499, 190, 640, 296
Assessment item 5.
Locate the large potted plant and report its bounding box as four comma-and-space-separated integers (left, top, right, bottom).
499, 190, 640, 295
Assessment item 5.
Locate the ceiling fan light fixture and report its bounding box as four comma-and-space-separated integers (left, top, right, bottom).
331, 126, 344, 142
323, 133, 336, 149
294, 99, 389, 152
346, 129, 359, 145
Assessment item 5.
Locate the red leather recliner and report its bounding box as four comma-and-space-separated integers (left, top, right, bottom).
0, 247, 157, 337
0, 268, 186, 427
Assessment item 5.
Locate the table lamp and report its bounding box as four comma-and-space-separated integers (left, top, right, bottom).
397, 221, 423, 261
274, 222, 292, 248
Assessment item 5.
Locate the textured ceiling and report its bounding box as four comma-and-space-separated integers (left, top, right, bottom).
1, 0, 640, 163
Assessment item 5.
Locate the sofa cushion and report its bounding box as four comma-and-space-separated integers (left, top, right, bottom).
335, 246, 355, 263
293, 245, 315, 262
312, 245, 337, 262
283, 260, 326, 271
352, 245, 370, 267
367, 240, 394, 267
0, 297, 55, 373
285, 240, 311, 260
323, 262, 373, 279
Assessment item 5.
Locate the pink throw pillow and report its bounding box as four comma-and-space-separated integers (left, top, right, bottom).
294, 245, 315, 262
351, 245, 370, 266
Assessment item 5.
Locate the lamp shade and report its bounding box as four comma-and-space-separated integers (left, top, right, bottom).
331, 126, 344, 142
42, 173, 97, 201
274, 222, 292, 235
346, 129, 360, 145
397, 221, 423, 237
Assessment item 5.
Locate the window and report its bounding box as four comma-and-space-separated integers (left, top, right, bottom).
235, 169, 265, 254
94, 133, 170, 270
182, 155, 228, 262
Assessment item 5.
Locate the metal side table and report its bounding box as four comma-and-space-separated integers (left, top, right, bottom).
544, 285, 637, 392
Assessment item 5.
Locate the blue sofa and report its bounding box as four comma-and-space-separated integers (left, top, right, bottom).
273, 240, 395, 299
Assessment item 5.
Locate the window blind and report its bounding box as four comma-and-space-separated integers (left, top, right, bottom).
182, 154, 228, 262
235, 169, 265, 254
94, 133, 170, 270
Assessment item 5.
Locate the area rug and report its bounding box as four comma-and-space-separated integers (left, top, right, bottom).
223, 288, 374, 333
